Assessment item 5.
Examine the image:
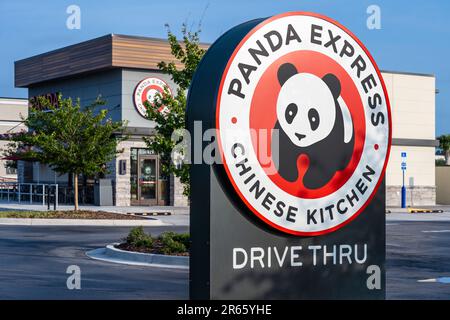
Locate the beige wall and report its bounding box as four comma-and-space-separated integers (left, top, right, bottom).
386, 145, 435, 186
381, 72, 435, 140
436, 167, 450, 205
381, 72, 436, 206
0, 98, 28, 180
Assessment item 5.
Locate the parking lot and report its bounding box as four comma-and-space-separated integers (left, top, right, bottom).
386, 220, 450, 299
0, 219, 449, 299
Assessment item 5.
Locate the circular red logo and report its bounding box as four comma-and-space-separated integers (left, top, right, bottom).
216, 12, 392, 236
133, 77, 172, 118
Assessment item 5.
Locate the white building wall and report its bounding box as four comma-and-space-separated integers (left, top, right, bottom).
382, 72, 436, 206
0, 98, 28, 181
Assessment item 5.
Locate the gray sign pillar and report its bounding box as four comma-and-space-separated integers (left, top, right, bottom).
187, 17, 386, 300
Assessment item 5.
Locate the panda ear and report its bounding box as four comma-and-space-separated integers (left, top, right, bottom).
322, 73, 341, 99
278, 63, 298, 86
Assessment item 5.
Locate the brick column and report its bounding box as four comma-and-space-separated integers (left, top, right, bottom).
170, 174, 189, 206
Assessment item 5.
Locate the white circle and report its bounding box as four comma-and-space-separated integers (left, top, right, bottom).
133, 77, 172, 118
217, 13, 391, 235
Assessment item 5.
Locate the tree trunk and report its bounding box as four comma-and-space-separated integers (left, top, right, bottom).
74, 173, 79, 211
446, 150, 450, 166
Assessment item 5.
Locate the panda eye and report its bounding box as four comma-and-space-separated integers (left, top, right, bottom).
308, 108, 320, 131
285, 103, 297, 124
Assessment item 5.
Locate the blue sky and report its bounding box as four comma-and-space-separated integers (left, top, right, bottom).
1, 0, 449, 134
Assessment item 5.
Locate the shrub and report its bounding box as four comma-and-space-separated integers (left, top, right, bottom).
159, 232, 190, 255
125, 226, 153, 248
173, 233, 190, 250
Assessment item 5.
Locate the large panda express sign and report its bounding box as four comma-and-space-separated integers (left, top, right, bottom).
216, 12, 391, 236
188, 12, 391, 300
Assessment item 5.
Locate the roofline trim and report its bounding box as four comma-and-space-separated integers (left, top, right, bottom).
0, 97, 28, 101
15, 33, 210, 66
112, 33, 211, 46
380, 69, 435, 78
14, 34, 113, 64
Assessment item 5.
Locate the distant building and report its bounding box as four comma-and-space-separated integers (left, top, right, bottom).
382, 71, 438, 206
0, 97, 28, 181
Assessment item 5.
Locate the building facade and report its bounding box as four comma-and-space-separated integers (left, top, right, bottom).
381, 71, 437, 206
14, 35, 437, 207
14, 34, 191, 206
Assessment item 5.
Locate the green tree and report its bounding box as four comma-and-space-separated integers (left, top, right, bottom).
144, 24, 205, 197
438, 134, 450, 165
4, 95, 127, 210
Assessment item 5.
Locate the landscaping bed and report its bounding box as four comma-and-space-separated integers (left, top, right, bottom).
0, 210, 147, 220
116, 227, 189, 256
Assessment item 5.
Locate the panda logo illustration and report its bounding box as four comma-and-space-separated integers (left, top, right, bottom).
273, 63, 355, 190
215, 12, 391, 235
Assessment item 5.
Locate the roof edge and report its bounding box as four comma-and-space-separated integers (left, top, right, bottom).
381, 69, 435, 78
15, 34, 113, 64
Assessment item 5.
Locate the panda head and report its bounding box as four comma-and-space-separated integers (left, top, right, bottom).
276, 63, 341, 148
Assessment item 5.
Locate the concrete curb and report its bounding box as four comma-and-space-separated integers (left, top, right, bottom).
0, 218, 168, 226
86, 243, 189, 269
386, 213, 450, 222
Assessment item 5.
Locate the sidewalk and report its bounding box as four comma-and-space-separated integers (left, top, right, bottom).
0, 202, 189, 215
387, 212, 450, 222
3, 202, 450, 225
0, 218, 168, 226
387, 205, 450, 213
0, 202, 190, 226
387, 205, 450, 222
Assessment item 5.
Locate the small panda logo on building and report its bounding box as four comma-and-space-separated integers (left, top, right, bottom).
216, 12, 391, 236
133, 77, 172, 118
274, 63, 354, 189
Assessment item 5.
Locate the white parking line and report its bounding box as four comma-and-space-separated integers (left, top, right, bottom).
418, 277, 450, 284
418, 278, 437, 283
422, 230, 450, 233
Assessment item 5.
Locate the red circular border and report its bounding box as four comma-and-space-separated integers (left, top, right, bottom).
215, 12, 392, 236
133, 77, 172, 118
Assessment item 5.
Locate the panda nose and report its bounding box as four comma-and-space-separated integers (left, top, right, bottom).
295, 133, 306, 141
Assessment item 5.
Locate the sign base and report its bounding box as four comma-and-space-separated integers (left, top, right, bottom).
190, 165, 385, 299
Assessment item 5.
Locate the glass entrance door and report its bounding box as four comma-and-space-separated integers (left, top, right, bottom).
138, 156, 157, 205
132, 154, 168, 206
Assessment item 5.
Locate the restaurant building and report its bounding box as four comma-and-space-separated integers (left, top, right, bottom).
14, 34, 191, 206
13, 34, 437, 207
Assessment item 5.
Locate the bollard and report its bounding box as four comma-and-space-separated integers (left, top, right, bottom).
401, 186, 406, 208
47, 186, 50, 211
53, 186, 57, 211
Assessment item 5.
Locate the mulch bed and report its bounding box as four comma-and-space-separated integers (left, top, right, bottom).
0, 210, 148, 220
116, 241, 189, 256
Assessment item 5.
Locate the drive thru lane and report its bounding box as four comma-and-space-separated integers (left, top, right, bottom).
0, 226, 189, 300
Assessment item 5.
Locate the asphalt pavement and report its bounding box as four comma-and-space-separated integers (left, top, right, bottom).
386, 220, 450, 300
0, 226, 189, 300
0, 220, 449, 299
